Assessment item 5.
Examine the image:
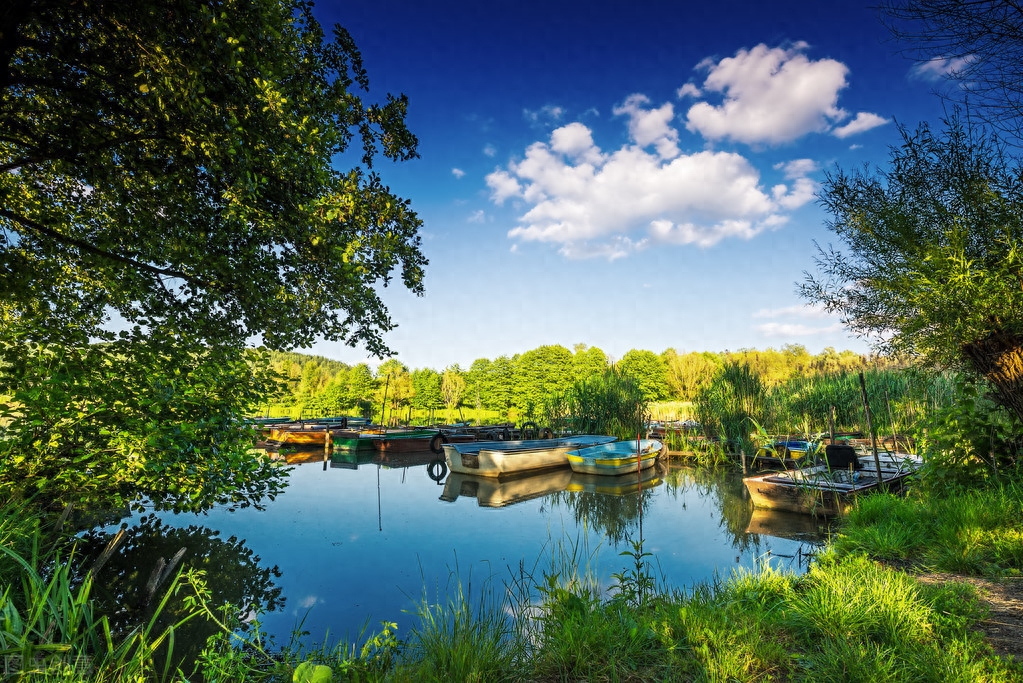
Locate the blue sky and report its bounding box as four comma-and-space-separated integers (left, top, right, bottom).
304, 0, 951, 371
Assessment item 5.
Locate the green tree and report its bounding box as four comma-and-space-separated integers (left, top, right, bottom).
411, 368, 443, 411
572, 344, 609, 382
802, 118, 1023, 421
376, 359, 412, 424
617, 349, 668, 402
663, 349, 720, 402
0, 0, 423, 513
441, 365, 466, 417
513, 345, 575, 419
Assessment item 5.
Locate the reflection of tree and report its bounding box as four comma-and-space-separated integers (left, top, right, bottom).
77, 515, 284, 672
660, 465, 758, 553
550, 488, 657, 545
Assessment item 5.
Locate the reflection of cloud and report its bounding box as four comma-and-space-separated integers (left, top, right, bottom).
299, 594, 322, 609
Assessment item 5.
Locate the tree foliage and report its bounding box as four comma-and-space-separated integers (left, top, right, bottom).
1, 0, 425, 353
802, 118, 1023, 419
617, 349, 668, 402
0, 0, 425, 514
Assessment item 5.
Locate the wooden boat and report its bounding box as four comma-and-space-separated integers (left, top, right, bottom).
371, 429, 444, 454
566, 466, 663, 495
439, 469, 572, 508
565, 439, 662, 476
743, 453, 920, 515
443, 435, 617, 477
267, 422, 347, 446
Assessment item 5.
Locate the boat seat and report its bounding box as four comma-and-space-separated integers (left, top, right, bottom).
824, 444, 861, 471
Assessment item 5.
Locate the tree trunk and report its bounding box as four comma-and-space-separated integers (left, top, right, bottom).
962, 330, 1023, 423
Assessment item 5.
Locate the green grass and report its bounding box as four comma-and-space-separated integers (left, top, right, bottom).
834, 484, 1023, 576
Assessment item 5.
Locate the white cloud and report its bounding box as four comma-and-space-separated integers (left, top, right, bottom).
467, 209, 485, 223
613, 94, 680, 159
757, 321, 845, 337
451, 167, 465, 179
676, 83, 702, 98
483, 144, 497, 157
849, 143, 862, 150
485, 170, 521, 204
523, 104, 565, 126
684, 43, 850, 144
774, 158, 817, 179
753, 304, 830, 319
486, 117, 815, 259
910, 55, 974, 81
832, 112, 888, 138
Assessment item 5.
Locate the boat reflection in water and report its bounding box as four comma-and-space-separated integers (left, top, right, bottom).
439, 462, 667, 508
745, 507, 830, 543
566, 466, 663, 496
440, 468, 573, 508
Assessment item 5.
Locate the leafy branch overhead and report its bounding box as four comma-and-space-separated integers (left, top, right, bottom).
0, 0, 426, 354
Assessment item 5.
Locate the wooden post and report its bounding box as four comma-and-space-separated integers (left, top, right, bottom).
828, 405, 836, 445
740, 449, 747, 474
858, 372, 885, 490
324, 429, 331, 459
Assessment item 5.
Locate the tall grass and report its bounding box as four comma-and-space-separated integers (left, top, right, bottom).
764, 368, 959, 438
695, 360, 766, 453
544, 366, 646, 440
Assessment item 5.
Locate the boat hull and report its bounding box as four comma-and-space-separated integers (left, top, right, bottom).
443, 435, 617, 477
566, 439, 663, 476
743, 460, 916, 515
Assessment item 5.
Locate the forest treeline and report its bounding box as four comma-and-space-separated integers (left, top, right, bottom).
265, 343, 900, 421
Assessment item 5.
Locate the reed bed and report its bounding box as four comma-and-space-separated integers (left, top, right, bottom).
544, 366, 646, 441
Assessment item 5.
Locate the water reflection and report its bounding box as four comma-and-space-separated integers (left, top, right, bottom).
549, 467, 663, 545
441, 468, 573, 508
78, 515, 284, 670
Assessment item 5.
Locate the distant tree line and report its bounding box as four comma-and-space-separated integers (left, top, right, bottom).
264, 344, 893, 421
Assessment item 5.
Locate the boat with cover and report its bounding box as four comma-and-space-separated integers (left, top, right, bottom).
565, 439, 662, 476
743, 445, 920, 515
443, 435, 617, 477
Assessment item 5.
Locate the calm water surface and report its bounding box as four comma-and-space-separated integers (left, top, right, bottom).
86, 450, 828, 650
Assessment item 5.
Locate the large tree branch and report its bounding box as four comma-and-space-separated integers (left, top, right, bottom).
0, 207, 211, 289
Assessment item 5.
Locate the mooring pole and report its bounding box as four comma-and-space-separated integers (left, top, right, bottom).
858, 372, 885, 490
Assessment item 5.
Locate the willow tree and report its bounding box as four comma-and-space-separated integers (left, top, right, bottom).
801, 118, 1023, 421
0, 0, 425, 512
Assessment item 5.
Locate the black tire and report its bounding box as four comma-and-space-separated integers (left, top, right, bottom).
429, 433, 444, 454
540, 427, 554, 439
521, 421, 538, 440
501, 426, 511, 441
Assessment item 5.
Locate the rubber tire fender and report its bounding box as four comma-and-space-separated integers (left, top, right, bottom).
429, 432, 445, 454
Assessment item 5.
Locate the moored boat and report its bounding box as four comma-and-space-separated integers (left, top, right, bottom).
443, 435, 617, 477
565, 439, 662, 476
743, 452, 920, 516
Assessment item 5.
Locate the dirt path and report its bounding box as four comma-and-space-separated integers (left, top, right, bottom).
915, 573, 1023, 661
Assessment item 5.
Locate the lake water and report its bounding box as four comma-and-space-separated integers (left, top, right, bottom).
82, 450, 828, 656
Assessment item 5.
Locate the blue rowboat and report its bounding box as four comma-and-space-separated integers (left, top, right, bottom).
566, 439, 663, 476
